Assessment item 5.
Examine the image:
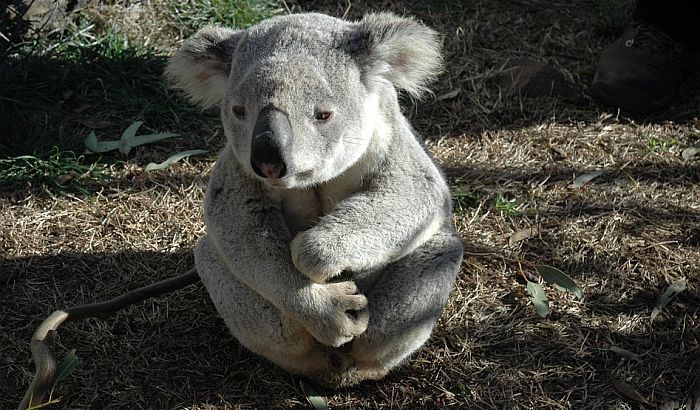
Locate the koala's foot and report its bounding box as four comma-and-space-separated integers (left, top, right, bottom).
305, 350, 389, 388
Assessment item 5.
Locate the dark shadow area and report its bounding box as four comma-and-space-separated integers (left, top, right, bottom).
0, 2, 222, 197
4, 248, 696, 409
0, 1, 221, 160
430, 307, 698, 408
0, 249, 309, 409
297, 0, 700, 139
445, 163, 700, 186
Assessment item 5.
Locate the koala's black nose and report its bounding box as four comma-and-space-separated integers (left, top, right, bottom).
250, 107, 290, 179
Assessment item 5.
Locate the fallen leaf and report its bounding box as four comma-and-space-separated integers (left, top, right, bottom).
611, 378, 650, 405
119, 121, 179, 155
118, 121, 144, 155
84, 122, 180, 155
536, 265, 583, 299
571, 170, 603, 188
509, 227, 538, 246
526, 281, 550, 317
609, 346, 641, 362
682, 141, 700, 160
496, 58, 580, 100
437, 88, 461, 101
54, 349, 79, 384
84, 131, 120, 153
651, 279, 687, 321
56, 173, 74, 185
299, 379, 329, 410
127, 132, 180, 151
145, 150, 208, 171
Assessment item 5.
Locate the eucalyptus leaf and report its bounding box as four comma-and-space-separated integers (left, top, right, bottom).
84, 121, 180, 155
536, 265, 583, 299
118, 121, 180, 154
299, 379, 329, 410
571, 170, 603, 188
682, 142, 700, 160
145, 150, 208, 171
609, 346, 641, 362
611, 378, 649, 405
118, 121, 144, 155
54, 349, 79, 384
437, 88, 461, 101
526, 281, 550, 317
509, 227, 538, 246
125, 132, 180, 150
651, 279, 687, 321
84, 131, 120, 153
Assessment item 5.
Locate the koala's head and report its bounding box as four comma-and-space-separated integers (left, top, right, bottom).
166, 13, 441, 189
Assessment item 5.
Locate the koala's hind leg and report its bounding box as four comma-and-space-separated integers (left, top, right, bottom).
348, 225, 463, 384
194, 236, 353, 380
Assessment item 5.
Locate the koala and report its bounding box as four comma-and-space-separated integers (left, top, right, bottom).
166, 12, 463, 387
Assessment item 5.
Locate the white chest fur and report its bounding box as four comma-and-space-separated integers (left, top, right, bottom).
276, 164, 365, 235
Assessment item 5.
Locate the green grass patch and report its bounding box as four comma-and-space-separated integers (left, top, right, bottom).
0, 147, 107, 194
494, 194, 521, 216
647, 136, 678, 152
168, 0, 283, 36
449, 178, 483, 213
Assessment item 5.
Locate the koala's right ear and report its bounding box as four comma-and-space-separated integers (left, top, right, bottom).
165, 26, 241, 108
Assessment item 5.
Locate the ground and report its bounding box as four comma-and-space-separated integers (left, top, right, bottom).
1, 0, 699, 409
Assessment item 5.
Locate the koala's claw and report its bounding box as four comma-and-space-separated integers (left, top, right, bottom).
293, 281, 369, 347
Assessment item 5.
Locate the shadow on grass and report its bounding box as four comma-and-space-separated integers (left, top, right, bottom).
0, 249, 305, 409
432, 306, 697, 408
2, 0, 699, 166
0, 26, 221, 163
445, 163, 700, 187
3, 247, 696, 409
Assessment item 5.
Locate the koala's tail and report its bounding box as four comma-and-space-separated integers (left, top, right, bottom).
17, 267, 200, 410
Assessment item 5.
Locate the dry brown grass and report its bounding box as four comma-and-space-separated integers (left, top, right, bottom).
2, 0, 699, 409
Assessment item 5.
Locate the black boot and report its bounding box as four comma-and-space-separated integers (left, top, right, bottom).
592, 23, 691, 114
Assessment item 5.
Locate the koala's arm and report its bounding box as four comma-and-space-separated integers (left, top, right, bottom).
200, 146, 368, 347
290, 130, 453, 283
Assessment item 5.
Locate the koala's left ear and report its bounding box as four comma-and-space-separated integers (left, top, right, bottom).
165, 26, 241, 108
345, 13, 443, 98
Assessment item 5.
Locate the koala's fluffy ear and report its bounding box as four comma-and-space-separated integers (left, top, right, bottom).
346, 13, 443, 98
165, 26, 241, 108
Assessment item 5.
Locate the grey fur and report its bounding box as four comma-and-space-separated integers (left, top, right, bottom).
166, 12, 462, 387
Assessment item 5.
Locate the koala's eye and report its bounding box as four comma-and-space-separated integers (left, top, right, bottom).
232, 105, 246, 119
315, 111, 333, 122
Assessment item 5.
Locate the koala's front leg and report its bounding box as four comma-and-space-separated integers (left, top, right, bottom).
290, 149, 451, 283
203, 148, 368, 347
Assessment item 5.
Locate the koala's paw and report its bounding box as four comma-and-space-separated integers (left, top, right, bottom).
290, 230, 346, 283
293, 281, 369, 348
